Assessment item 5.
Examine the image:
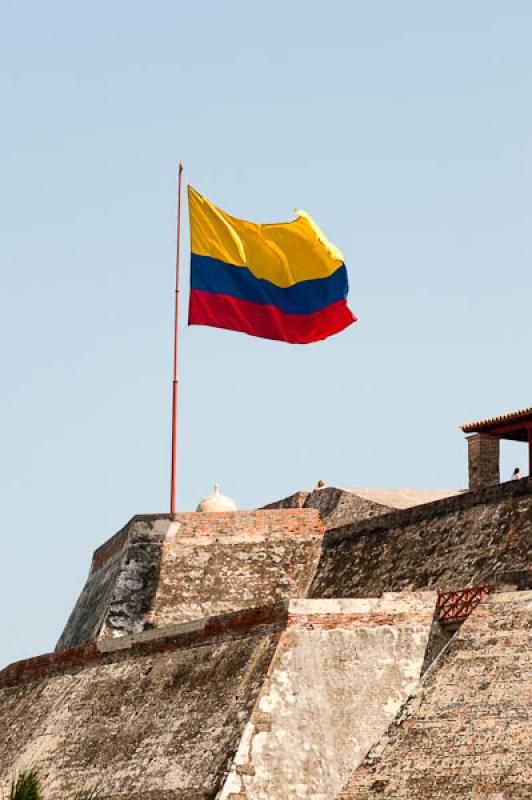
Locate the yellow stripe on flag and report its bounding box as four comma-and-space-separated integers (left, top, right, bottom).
188, 186, 343, 289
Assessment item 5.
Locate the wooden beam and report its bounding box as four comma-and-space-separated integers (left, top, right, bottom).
487, 421, 532, 441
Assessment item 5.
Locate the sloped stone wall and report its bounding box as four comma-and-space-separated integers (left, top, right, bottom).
337, 591, 532, 799
56, 517, 168, 651
303, 487, 393, 529
219, 594, 436, 800
0, 609, 284, 800
57, 510, 324, 650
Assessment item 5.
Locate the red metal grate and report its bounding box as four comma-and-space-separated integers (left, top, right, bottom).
437, 586, 493, 623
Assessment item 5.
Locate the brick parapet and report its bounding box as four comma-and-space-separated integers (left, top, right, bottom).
91, 509, 323, 573
286, 612, 434, 629
129, 509, 321, 531
1, 594, 440, 691
0, 604, 289, 691
169, 509, 323, 541
286, 594, 437, 629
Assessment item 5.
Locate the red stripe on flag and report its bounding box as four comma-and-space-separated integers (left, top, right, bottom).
189, 290, 356, 344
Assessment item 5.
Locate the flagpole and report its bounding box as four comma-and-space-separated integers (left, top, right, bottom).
170, 162, 183, 515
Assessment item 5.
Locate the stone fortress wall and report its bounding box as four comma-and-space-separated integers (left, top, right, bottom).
58, 479, 532, 653
0, 607, 284, 800
0, 596, 439, 800
311, 477, 532, 598
338, 590, 532, 800
1, 476, 531, 799
218, 593, 437, 800
262, 486, 396, 529
57, 510, 324, 651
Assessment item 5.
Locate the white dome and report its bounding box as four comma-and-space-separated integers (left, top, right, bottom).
196, 484, 237, 513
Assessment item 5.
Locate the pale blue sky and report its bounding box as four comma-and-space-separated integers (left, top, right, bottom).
1, 1, 531, 666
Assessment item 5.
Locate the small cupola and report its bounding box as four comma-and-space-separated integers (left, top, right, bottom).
196, 484, 237, 512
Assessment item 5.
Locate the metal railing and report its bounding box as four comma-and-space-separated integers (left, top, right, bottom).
437, 586, 493, 623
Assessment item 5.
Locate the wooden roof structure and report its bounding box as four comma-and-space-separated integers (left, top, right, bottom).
461, 406, 532, 442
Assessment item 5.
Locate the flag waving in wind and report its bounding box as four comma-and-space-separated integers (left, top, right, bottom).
188, 187, 356, 344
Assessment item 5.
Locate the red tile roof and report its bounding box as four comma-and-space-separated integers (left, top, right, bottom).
461, 406, 532, 433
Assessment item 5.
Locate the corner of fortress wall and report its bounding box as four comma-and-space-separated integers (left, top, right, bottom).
56, 510, 325, 651
262, 485, 395, 529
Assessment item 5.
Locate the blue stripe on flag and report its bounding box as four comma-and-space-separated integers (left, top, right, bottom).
190, 254, 348, 316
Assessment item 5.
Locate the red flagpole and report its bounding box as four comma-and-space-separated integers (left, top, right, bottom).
170, 162, 183, 514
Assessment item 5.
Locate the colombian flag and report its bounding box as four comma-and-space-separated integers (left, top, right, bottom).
188, 187, 356, 344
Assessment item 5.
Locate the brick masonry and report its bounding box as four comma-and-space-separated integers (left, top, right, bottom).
467, 433, 500, 490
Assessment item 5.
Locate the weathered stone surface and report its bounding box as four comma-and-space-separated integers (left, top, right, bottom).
219, 593, 437, 800
57, 510, 324, 650
147, 512, 322, 631
337, 591, 532, 799
263, 487, 393, 529
6, 476, 532, 799
55, 536, 126, 650
58, 480, 532, 654
303, 487, 393, 529
56, 517, 169, 650
311, 477, 532, 598
0, 612, 282, 800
